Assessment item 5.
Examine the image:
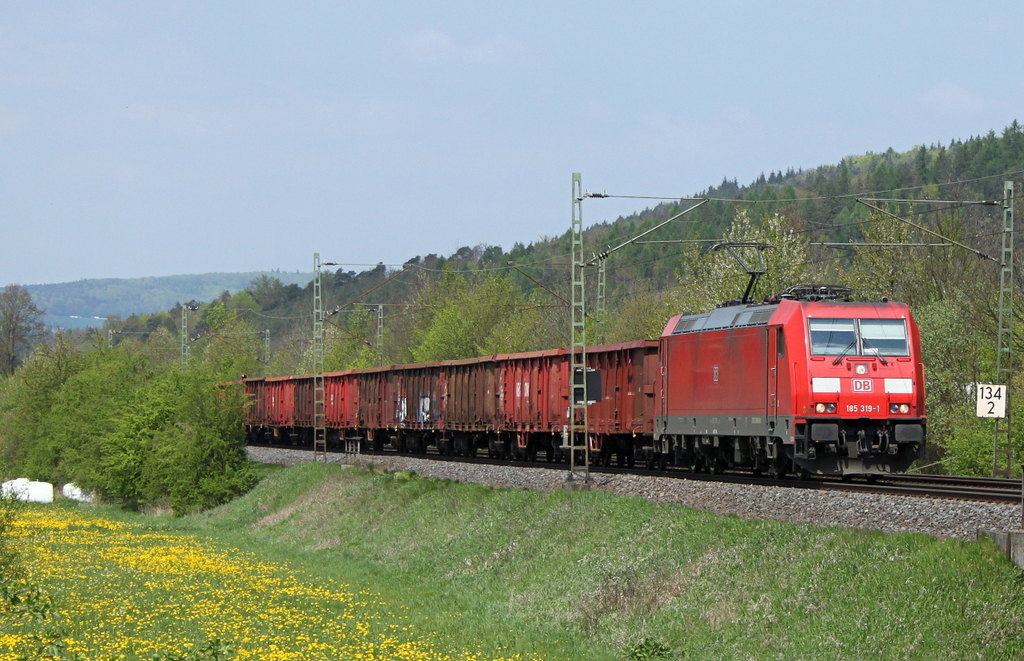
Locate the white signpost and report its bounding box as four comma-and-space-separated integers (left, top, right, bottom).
977, 383, 1008, 419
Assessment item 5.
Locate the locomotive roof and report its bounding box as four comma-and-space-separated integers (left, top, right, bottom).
666, 298, 913, 337
669, 302, 780, 335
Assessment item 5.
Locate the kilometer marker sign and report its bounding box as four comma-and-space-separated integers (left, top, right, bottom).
976, 383, 1007, 418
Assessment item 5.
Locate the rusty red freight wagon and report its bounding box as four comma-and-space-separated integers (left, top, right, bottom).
244, 341, 662, 465
244, 376, 297, 443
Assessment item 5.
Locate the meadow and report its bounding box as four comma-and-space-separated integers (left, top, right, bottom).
2, 503, 529, 660
5, 462, 1024, 660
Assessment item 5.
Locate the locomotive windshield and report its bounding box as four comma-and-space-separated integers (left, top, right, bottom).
809, 318, 909, 357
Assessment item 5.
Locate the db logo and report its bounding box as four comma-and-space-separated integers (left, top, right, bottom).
852, 379, 873, 393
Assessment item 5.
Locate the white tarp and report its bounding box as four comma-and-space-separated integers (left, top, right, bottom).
2, 478, 54, 503
1, 478, 29, 500
27, 481, 53, 503
61, 483, 94, 503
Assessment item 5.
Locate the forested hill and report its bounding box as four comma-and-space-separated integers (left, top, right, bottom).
27, 271, 312, 326
567, 120, 1024, 294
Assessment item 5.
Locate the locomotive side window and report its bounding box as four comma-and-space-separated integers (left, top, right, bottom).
860, 319, 909, 356
809, 318, 909, 357
809, 319, 856, 356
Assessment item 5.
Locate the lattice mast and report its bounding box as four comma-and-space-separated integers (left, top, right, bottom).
568, 173, 591, 482
313, 253, 327, 462
595, 256, 607, 345
180, 305, 191, 365
993, 181, 1015, 478
376, 304, 385, 367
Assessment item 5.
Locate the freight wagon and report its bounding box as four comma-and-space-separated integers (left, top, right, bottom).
245, 341, 659, 465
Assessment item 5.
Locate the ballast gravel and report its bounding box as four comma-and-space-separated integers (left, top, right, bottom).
246, 446, 1021, 541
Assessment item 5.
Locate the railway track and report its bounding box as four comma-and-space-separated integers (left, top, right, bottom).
250, 442, 1024, 505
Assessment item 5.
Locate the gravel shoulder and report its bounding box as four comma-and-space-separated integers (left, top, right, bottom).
247, 446, 1021, 541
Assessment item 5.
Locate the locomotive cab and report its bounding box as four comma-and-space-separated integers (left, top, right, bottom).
784, 301, 925, 475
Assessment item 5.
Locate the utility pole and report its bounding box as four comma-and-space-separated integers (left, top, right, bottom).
595, 256, 607, 345
263, 329, 271, 366
568, 172, 590, 483
180, 303, 197, 366
376, 304, 384, 367
994, 181, 1015, 478
313, 253, 327, 462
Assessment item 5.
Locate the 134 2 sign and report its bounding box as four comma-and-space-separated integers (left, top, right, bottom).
976, 383, 1008, 419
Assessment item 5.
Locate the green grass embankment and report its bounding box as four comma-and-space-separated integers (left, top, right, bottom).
168, 462, 1024, 660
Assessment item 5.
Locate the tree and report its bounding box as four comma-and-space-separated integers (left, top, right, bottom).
0, 285, 44, 375
412, 272, 522, 362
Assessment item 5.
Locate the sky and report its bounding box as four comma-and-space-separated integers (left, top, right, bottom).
2, 1, 1023, 285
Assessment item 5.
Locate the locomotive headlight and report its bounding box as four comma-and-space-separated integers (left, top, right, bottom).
899, 403, 910, 414
815, 403, 837, 414
826, 403, 836, 413
854, 363, 869, 375
816, 403, 826, 413
890, 403, 911, 414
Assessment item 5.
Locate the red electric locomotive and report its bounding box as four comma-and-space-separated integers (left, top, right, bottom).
653, 285, 926, 477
